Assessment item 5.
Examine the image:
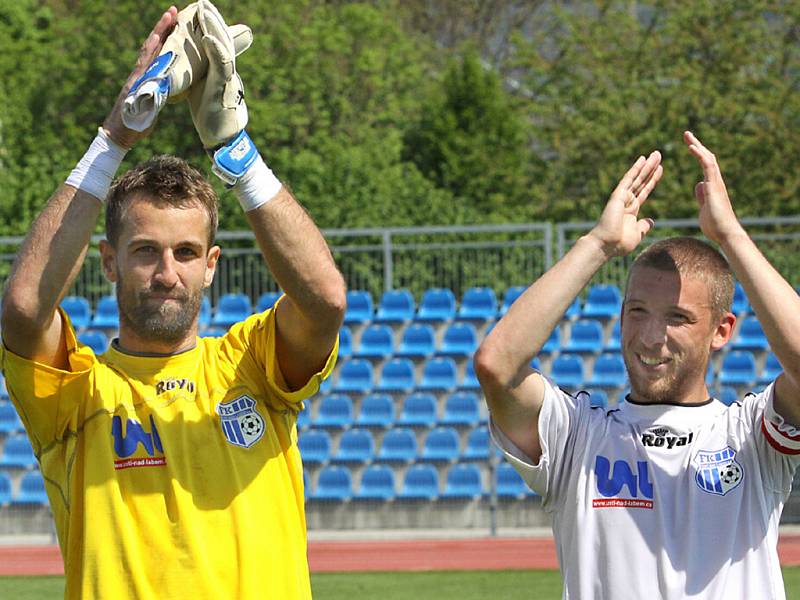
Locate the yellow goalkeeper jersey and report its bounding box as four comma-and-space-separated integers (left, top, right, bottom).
1, 305, 336, 600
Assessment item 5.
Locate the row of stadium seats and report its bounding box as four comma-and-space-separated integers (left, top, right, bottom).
0, 470, 47, 506
304, 462, 534, 502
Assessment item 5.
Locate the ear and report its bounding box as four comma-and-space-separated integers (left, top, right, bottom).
710, 311, 736, 351
99, 240, 118, 283
203, 245, 221, 288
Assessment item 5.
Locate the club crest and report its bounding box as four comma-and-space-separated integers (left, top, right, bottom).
216, 395, 266, 449
693, 446, 743, 496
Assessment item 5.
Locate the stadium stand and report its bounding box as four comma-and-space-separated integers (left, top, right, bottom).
11, 471, 48, 506
458, 361, 481, 391
587, 353, 627, 389
416, 288, 457, 323
418, 357, 458, 392
91, 295, 120, 329
462, 426, 490, 461
550, 354, 586, 390
605, 320, 622, 352
719, 351, 757, 387
0, 472, 11, 506
732, 282, 751, 315
338, 326, 353, 359
199, 296, 212, 330
0, 403, 23, 436
376, 358, 416, 394
354, 464, 396, 501
419, 427, 460, 464
297, 404, 311, 431
376, 428, 417, 464
313, 466, 353, 501
457, 287, 498, 322
298, 430, 332, 465
540, 328, 561, 355
562, 319, 604, 354
564, 297, 582, 320
587, 389, 609, 409
718, 387, 739, 406
211, 293, 252, 328
399, 464, 439, 500
441, 392, 482, 427
200, 326, 226, 338
496, 462, 529, 499
355, 324, 395, 359
437, 323, 478, 358
731, 316, 769, 352
374, 289, 415, 324
355, 394, 395, 429
395, 324, 437, 359
499, 286, 525, 316
332, 429, 375, 465
78, 330, 109, 355
256, 291, 282, 312
758, 353, 782, 386
333, 359, 374, 394
397, 393, 438, 428
442, 463, 483, 499
581, 284, 622, 319
315, 394, 355, 429
0, 435, 37, 470
61, 296, 91, 331
344, 290, 374, 324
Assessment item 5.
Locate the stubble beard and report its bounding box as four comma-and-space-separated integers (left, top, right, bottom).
117, 280, 202, 345
623, 350, 708, 404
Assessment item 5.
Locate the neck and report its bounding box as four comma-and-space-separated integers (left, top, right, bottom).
115, 326, 198, 356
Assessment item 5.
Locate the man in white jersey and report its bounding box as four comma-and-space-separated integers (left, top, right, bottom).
475, 132, 800, 599
0, 6, 345, 599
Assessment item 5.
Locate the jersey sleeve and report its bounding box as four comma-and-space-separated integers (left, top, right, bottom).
490, 374, 588, 510
223, 297, 338, 410
750, 382, 800, 493
0, 309, 96, 448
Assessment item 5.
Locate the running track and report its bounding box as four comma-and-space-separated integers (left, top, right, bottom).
3, 536, 800, 576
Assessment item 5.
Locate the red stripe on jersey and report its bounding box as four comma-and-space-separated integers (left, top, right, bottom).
762, 417, 800, 455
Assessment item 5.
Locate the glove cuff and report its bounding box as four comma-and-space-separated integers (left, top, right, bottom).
210, 130, 259, 186
65, 127, 128, 202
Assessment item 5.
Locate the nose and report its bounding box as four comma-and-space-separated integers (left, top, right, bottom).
636, 316, 667, 350
153, 250, 179, 287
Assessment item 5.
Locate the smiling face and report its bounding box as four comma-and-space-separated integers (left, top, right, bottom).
621, 265, 735, 404
100, 194, 220, 354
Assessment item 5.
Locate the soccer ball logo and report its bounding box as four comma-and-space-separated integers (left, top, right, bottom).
719, 462, 742, 486
241, 414, 263, 437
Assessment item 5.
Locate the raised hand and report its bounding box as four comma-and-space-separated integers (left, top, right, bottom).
684, 131, 744, 244
589, 151, 663, 257
102, 7, 178, 149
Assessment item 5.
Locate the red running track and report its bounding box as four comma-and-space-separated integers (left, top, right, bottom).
3, 536, 800, 576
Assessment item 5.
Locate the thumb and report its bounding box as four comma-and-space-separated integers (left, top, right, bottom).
637, 218, 655, 240
229, 24, 253, 57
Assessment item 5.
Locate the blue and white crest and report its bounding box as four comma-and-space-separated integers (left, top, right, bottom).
693, 446, 743, 496
217, 395, 266, 449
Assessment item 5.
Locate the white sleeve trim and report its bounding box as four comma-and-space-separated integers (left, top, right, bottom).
761, 382, 800, 455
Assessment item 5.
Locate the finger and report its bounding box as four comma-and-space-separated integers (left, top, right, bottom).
201, 35, 234, 79
684, 130, 724, 185
614, 156, 647, 196
637, 218, 655, 241
630, 151, 662, 195
635, 164, 663, 205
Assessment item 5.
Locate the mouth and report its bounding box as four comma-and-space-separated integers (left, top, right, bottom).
636, 353, 671, 367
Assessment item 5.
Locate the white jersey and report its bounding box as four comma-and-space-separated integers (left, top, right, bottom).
492, 378, 800, 600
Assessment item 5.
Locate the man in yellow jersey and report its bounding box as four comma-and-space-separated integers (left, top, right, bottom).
0, 5, 344, 599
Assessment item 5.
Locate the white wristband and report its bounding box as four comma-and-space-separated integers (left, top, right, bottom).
233, 154, 283, 212
65, 128, 127, 202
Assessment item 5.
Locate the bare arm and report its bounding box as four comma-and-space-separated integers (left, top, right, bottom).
684, 131, 800, 426
0, 8, 177, 367
475, 152, 663, 461
245, 190, 346, 391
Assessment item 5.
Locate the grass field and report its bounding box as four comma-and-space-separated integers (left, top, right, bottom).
2, 568, 800, 599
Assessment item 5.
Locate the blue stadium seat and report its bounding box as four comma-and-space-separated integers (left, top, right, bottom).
396, 324, 436, 359
355, 324, 395, 359
758, 353, 782, 386
298, 430, 331, 465
315, 394, 354, 429
419, 427, 460, 463
332, 429, 375, 464
418, 357, 458, 392
582, 284, 622, 319
12, 470, 48, 506
550, 354, 585, 390
198, 296, 212, 330
355, 394, 395, 429
212, 293, 252, 328
441, 392, 481, 427
201, 327, 227, 338
399, 464, 439, 500
374, 289, 415, 324
732, 283, 751, 315
354, 464, 396, 501
604, 321, 621, 352
587, 389, 609, 409
562, 319, 604, 354
437, 323, 478, 358
462, 426, 490, 461
718, 386, 739, 406
319, 376, 332, 395
338, 326, 353, 359
256, 291, 283, 313
458, 360, 481, 391
416, 288, 457, 323
732, 316, 769, 352
303, 470, 311, 501
540, 328, 561, 355
333, 359, 373, 394
296, 403, 311, 431
442, 463, 483, 499
313, 466, 352, 501
0, 403, 23, 436
0, 435, 36, 469
457, 287, 498, 322
564, 297, 582, 320
376, 428, 417, 463
376, 358, 416, 394
587, 353, 627, 389
719, 351, 757, 387
61, 296, 91, 330
398, 392, 438, 428
0, 471, 11, 506
91, 295, 119, 329
78, 329, 109, 355
496, 462, 530, 499
344, 290, 374, 325
500, 286, 526, 316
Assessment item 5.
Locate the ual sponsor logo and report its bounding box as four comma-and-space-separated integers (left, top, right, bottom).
593, 455, 654, 509
111, 415, 166, 470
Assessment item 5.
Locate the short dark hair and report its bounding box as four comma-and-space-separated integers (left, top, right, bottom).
627, 236, 735, 321
105, 155, 218, 248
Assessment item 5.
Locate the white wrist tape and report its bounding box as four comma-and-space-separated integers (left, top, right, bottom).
65, 128, 127, 202
233, 154, 283, 212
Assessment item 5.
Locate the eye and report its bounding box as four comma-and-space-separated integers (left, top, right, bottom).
175, 247, 199, 259
135, 245, 156, 254
668, 313, 689, 325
